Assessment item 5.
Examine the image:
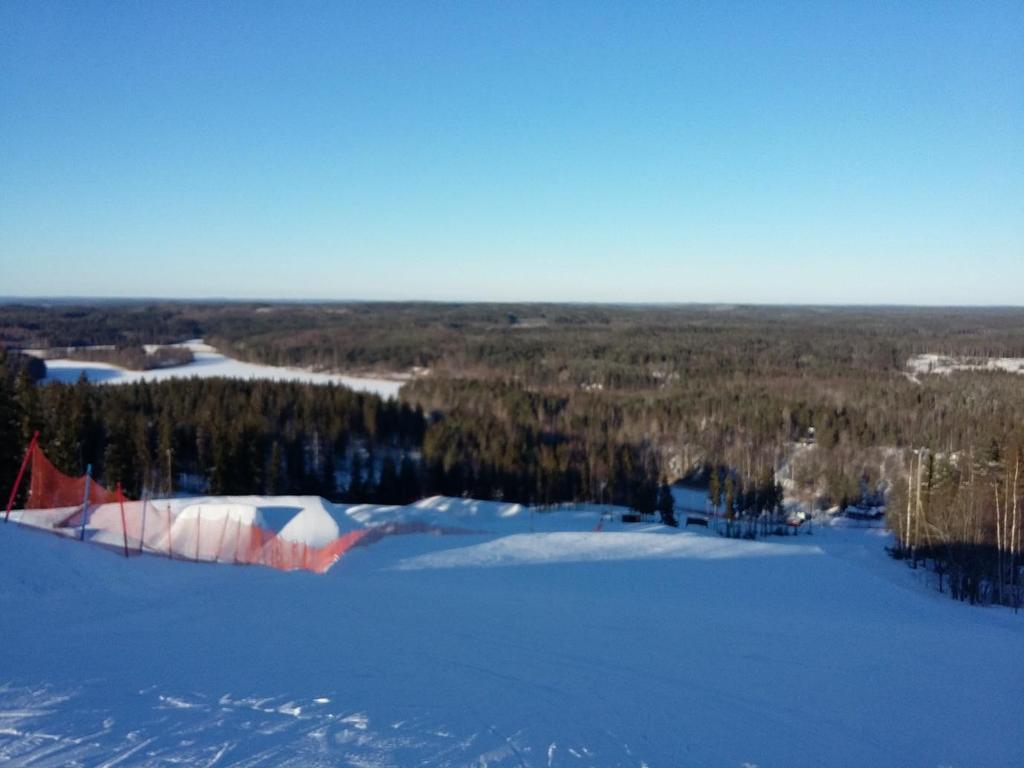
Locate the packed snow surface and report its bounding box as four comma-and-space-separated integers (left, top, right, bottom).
39, 340, 404, 398
2, 496, 1023, 767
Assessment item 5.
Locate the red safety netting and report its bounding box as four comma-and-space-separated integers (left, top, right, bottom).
9, 440, 476, 574
65, 498, 349, 571
27, 444, 122, 511
85, 502, 474, 573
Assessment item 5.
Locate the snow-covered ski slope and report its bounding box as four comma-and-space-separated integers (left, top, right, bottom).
2, 496, 1022, 767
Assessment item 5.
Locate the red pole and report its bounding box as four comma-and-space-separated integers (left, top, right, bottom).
4, 431, 39, 523
117, 483, 129, 558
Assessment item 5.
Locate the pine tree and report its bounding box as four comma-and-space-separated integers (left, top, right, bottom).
657, 484, 677, 526
348, 452, 365, 500
267, 441, 283, 494
398, 455, 420, 503
376, 456, 400, 505
157, 414, 175, 494
708, 467, 721, 514
0, 352, 25, 504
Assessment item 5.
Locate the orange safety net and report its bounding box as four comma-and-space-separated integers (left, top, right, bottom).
107, 505, 472, 574
27, 444, 122, 511
97, 501, 376, 573
25, 491, 476, 573
15, 442, 476, 574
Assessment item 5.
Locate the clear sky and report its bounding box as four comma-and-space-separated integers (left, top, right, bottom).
1, 1, 1021, 304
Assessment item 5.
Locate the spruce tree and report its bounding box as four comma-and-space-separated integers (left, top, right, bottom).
657, 484, 677, 526
376, 456, 399, 505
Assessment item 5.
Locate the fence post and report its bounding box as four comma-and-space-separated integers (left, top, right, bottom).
4, 431, 38, 523
79, 465, 92, 541
166, 504, 173, 558
117, 483, 129, 558
138, 494, 148, 553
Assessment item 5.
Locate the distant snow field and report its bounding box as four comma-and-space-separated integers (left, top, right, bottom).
2, 495, 1022, 767
38, 339, 405, 398
907, 353, 1024, 376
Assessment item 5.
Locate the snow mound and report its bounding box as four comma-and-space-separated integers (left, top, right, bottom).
14, 495, 372, 570
10, 494, 686, 574
339, 495, 613, 533
393, 530, 822, 569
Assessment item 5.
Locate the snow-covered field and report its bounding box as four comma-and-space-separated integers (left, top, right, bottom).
37, 340, 405, 398
907, 353, 1024, 376
2, 497, 1023, 767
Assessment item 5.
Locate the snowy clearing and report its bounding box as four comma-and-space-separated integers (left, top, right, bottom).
37, 340, 405, 398
907, 353, 1024, 376
2, 497, 1023, 767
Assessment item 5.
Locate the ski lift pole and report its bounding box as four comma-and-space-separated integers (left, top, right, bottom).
79, 465, 92, 541
4, 431, 38, 523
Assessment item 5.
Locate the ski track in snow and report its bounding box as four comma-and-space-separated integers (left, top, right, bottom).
0, 684, 597, 768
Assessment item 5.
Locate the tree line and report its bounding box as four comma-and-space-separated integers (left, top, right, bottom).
887, 436, 1024, 608
55, 345, 194, 371
0, 350, 669, 513
4, 302, 1024, 599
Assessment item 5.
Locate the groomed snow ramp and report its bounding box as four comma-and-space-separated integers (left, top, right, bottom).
17, 494, 473, 574
159, 502, 372, 572
158, 502, 364, 572
12, 496, 369, 574
7, 442, 478, 574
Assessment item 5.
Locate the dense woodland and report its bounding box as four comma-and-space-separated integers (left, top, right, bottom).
0, 351, 670, 515
0, 356, 423, 503
2, 302, 1024, 605
6, 303, 1024, 375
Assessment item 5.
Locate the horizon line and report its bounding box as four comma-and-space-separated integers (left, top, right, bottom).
2, 296, 1024, 310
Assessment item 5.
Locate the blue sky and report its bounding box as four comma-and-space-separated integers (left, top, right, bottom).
1, 1, 1021, 303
